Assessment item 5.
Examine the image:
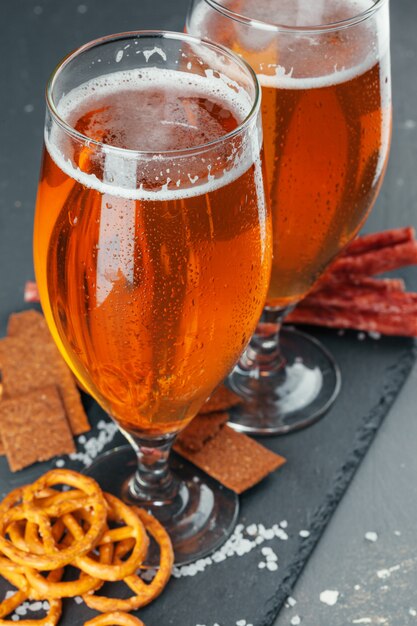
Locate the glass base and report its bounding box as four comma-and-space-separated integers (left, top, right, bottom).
85, 445, 239, 566
228, 327, 341, 435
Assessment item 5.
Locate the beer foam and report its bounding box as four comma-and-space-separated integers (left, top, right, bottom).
189, 0, 389, 90
47, 67, 260, 201
257, 59, 376, 90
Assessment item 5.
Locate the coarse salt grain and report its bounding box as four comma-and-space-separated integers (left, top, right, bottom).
287, 596, 296, 607
280, 520, 288, 528
29, 602, 42, 612
299, 530, 310, 538
266, 561, 278, 571
16, 606, 27, 616
291, 617, 301, 625
377, 565, 400, 579
319, 590, 339, 606
365, 532, 378, 542
409, 608, 417, 617
70, 420, 118, 466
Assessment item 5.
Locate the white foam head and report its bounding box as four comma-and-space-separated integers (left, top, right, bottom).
46, 67, 262, 201
188, 0, 390, 90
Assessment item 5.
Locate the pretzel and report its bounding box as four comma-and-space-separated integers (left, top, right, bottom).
0, 470, 107, 570
84, 612, 145, 626
0, 470, 173, 625
83, 508, 173, 612
0, 569, 63, 624
75, 494, 149, 582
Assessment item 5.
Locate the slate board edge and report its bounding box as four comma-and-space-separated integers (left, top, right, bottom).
260, 341, 417, 626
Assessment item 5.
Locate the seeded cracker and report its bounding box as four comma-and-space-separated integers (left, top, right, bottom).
0, 385, 75, 472
4, 310, 90, 434
199, 384, 243, 414
176, 425, 286, 494
176, 412, 229, 452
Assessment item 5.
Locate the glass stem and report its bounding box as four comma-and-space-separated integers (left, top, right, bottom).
238, 305, 294, 378
122, 430, 180, 504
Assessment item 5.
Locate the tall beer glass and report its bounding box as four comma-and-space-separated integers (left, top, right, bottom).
187, 0, 392, 433
34, 31, 271, 563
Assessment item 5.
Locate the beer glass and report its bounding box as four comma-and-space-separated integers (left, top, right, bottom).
187, 0, 392, 433
34, 31, 271, 563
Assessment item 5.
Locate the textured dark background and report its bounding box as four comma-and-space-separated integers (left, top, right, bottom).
1, 1, 417, 625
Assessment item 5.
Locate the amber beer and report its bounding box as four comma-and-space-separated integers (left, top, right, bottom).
188, 0, 392, 307
34, 68, 270, 435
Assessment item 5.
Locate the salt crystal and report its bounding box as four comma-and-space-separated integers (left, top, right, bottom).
5, 591, 15, 599
266, 561, 278, 572
287, 597, 296, 607
319, 590, 339, 606
368, 331, 381, 340
266, 553, 278, 562
246, 524, 257, 536
55, 459, 65, 468
11, 616, 19, 622
354, 585, 361, 591
16, 606, 27, 616
29, 602, 42, 612
261, 547, 272, 556
258, 562, 266, 569
394, 530, 401, 536
409, 608, 417, 617
236, 621, 246, 626
74, 596, 83, 604
275, 528, 288, 541
42, 601, 50, 610
291, 617, 301, 625
365, 532, 378, 542
299, 530, 310, 538
280, 520, 288, 528
352, 619, 372, 624
377, 565, 400, 579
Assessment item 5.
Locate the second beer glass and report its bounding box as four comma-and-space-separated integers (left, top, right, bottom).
187, 0, 392, 433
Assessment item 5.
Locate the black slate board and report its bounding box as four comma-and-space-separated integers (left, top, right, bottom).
0, 325, 414, 626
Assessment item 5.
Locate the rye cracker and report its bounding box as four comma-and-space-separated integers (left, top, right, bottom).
0, 385, 75, 472
199, 385, 243, 414
0, 332, 89, 435
7, 309, 48, 340
177, 412, 229, 453
175, 425, 286, 494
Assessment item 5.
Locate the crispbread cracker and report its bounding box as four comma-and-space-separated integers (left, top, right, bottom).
7, 309, 48, 340
176, 412, 229, 452
0, 385, 75, 472
199, 385, 243, 414
0, 331, 89, 435
175, 425, 286, 493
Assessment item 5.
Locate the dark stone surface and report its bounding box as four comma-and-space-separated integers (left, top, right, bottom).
1, 1, 416, 625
